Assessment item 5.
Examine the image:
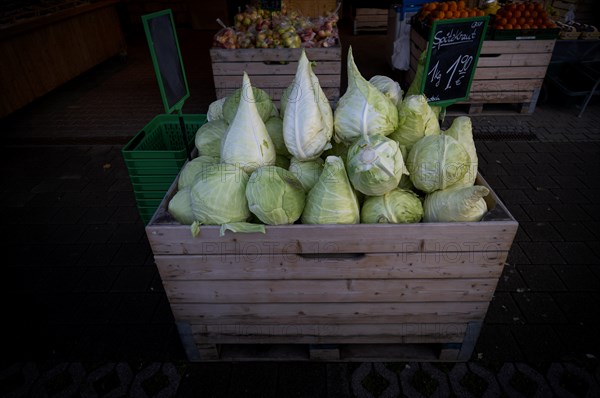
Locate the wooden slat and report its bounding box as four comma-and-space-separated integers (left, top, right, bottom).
215, 87, 340, 102
467, 91, 534, 103
211, 60, 341, 76
213, 74, 340, 90
163, 278, 498, 303
354, 16, 388, 23
476, 52, 552, 68
155, 252, 507, 281
469, 79, 543, 92
170, 302, 489, 324
210, 47, 342, 62
147, 221, 516, 255
473, 66, 548, 80
189, 323, 468, 344
411, 29, 428, 53
355, 8, 389, 16
480, 39, 555, 54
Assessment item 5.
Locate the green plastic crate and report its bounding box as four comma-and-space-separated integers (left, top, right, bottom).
129, 175, 176, 185
125, 157, 187, 170
132, 181, 173, 192
126, 165, 183, 176
122, 114, 207, 160
135, 190, 173, 201
138, 206, 159, 223
137, 198, 164, 208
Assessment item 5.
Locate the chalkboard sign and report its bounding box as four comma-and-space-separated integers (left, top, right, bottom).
142, 10, 190, 114
420, 17, 488, 107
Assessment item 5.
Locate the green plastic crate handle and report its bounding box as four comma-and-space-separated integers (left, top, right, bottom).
126, 130, 147, 151
178, 113, 192, 161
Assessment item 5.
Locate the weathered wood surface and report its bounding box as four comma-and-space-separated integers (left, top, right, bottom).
155, 251, 507, 281
170, 301, 490, 324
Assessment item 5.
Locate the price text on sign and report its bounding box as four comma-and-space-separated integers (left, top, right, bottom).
421, 17, 488, 107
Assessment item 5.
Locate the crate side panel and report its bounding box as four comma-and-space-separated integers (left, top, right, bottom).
154, 251, 508, 281
476, 52, 552, 68
210, 47, 342, 62
480, 39, 556, 54
473, 66, 548, 80
170, 301, 490, 324
163, 278, 498, 303
211, 61, 341, 76
146, 221, 517, 255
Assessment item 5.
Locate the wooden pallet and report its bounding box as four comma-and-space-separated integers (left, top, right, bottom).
353, 8, 389, 34
146, 173, 518, 362
209, 46, 341, 105
176, 323, 483, 361
407, 30, 555, 114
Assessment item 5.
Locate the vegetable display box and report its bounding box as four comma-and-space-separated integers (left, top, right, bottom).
209, 47, 341, 106
145, 174, 518, 362
122, 114, 207, 224
408, 29, 555, 114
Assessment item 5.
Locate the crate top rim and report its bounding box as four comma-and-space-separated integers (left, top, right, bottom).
147, 219, 518, 229
210, 46, 341, 52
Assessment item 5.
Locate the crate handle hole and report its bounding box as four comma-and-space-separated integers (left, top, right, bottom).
479, 54, 501, 58
263, 61, 290, 65
298, 253, 366, 260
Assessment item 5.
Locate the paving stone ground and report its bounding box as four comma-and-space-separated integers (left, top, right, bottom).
1, 20, 600, 397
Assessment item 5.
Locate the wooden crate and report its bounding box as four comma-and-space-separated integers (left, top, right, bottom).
353, 8, 389, 34
408, 29, 556, 114
145, 173, 518, 362
209, 46, 341, 105
286, 0, 338, 17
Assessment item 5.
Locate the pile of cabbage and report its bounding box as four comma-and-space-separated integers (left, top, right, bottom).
168, 47, 490, 233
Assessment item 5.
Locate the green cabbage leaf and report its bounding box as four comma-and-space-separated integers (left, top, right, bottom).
220, 72, 276, 174
334, 47, 399, 145
301, 156, 360, 224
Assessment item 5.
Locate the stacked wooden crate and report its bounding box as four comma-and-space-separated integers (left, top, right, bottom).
145, 174, 518, 361
353, 8, 389, 34
210, 47, 342, 105
408, 30, 556, 114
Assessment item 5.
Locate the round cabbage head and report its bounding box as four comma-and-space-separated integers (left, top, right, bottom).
369, 75, 403, 106
194, 120, 227, 158
223, 85, 273, 124
289, 157, 324, 192
265, 117, 290, 157
407, 134, 470, 193
389, 94, 440, 152
347, 135, 408, 196
167, 187, 195, 225
207, 97, 226, 122
178, 155, 220, 190
190, 163, 250, 225
360, 188, 423, 223
246, 166, 306, 225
